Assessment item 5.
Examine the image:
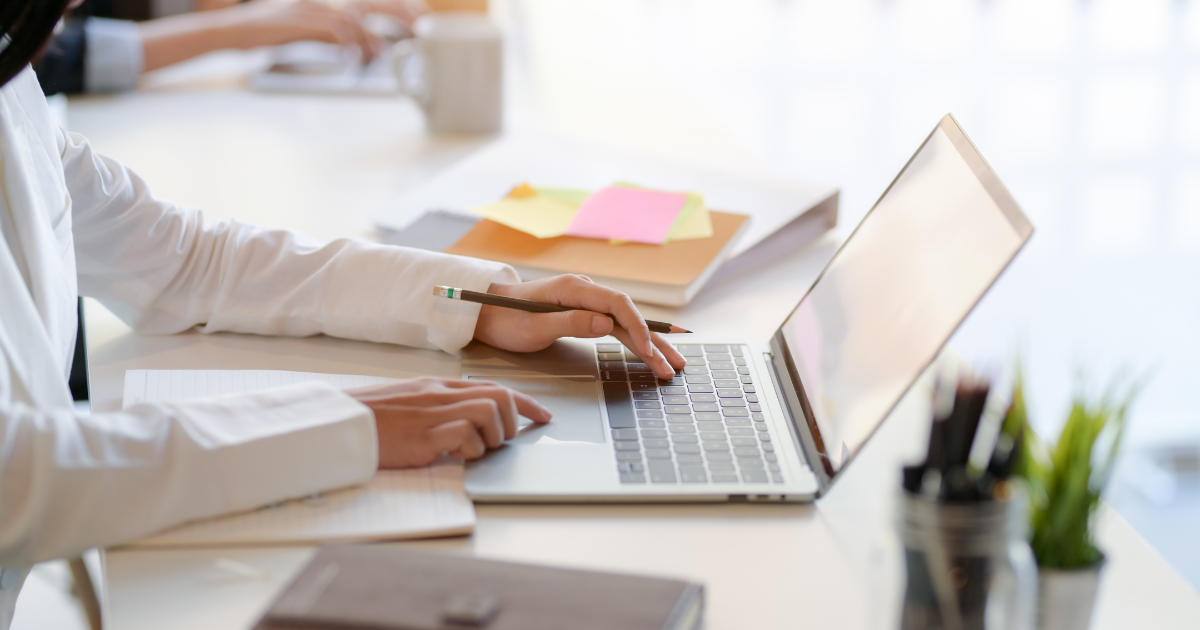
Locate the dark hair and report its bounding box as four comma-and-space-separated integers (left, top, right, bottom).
0, 0, 72, 88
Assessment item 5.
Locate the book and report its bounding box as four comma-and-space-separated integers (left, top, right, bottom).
253, 545, 705, 630
443, 211, 751, 306
373, 134, 839, 304
121, 370, 477, 547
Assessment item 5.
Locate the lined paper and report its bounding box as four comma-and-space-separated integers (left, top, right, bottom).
122, 370, 477, 547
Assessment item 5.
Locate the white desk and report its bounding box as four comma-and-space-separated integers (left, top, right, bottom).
66, 2, 1200, 627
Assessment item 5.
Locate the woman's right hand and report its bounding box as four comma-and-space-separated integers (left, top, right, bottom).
345, 377, 553, 469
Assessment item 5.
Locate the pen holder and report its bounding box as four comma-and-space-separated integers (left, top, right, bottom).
897, 489, 1037, 630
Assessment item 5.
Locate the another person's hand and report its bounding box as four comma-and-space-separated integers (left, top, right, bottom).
473, 275, 687, 380
218, 0, 382, 60
346, 377, 552, 468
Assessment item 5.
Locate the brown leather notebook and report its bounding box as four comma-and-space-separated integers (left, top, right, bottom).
442, 211, 751, 306
254, 545, 704, 630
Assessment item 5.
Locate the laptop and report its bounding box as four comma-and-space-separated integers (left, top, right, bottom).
461, 114, 1034, 502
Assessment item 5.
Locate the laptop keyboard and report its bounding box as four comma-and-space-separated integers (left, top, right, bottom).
596, 343, 785, 485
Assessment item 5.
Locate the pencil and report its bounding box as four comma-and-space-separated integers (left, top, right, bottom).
433, 286, 692, 334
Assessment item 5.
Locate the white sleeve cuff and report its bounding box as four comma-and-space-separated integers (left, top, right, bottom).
83, 18, 144, 93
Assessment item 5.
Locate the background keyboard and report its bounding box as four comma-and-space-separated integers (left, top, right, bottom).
597, 343, 785, 485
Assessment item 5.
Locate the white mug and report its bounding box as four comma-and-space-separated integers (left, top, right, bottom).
394, 12, 504, 134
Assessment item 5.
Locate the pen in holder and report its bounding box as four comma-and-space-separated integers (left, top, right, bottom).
898, 377, 1037, 630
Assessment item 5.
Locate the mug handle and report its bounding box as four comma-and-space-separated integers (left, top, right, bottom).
393, 39, 427, 105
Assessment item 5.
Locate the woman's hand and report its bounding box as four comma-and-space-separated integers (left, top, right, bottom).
472, 275, 687, 380
346, 377, 551, 468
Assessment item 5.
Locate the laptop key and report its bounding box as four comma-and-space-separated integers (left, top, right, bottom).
679, 468, 708, 483
616, 452, 642, 461
620, 474, 647, 483
638, 419, 665, 428
612, 429, 639, 440
618, 462, 645, 472
741, 470, 769, 483
677, 454, 703, 464
692, 403, 719, 412
711, 474, 740, 483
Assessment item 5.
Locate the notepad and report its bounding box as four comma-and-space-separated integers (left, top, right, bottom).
565, 186, 688, 244
121, 369, 477, 547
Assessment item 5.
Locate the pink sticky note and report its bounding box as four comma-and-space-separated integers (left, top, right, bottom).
565, 186, 688, 244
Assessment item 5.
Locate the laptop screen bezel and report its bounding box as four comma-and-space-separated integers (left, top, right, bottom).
769, 113, 1034, 495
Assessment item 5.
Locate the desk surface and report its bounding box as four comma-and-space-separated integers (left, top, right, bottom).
69, 2, 1200, 627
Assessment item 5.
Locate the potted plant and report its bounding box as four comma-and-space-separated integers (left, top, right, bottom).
1001, 373, 1137, 630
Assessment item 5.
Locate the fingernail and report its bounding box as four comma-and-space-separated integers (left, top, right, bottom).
592, 314, 609, 334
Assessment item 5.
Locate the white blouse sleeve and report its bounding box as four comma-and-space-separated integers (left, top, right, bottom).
0, 382, 377, 567
63, 128, 519, 353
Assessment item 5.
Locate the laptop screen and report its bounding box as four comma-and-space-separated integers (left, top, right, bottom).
772, 115, 1033, 482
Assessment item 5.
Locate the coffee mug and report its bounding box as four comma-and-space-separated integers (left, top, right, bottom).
394, 12, 504, 134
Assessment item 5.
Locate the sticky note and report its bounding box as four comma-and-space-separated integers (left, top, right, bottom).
469, 195, 579, 239
565, 186, 688, 244
666, 193, 713, 241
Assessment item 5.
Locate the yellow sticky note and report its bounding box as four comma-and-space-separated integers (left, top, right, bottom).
535, 186, 592, 206
470, 195, 579, 239
666, 193, 713, 242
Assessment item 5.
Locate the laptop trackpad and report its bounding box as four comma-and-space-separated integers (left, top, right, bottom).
467, 376, 604, 445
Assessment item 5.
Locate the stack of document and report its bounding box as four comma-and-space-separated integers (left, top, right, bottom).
471, 182, 713, 245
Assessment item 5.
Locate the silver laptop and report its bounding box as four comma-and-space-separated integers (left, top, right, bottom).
461, 114, 1033, 502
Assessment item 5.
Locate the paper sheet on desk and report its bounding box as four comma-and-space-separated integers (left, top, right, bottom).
121, 369, 477, 547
